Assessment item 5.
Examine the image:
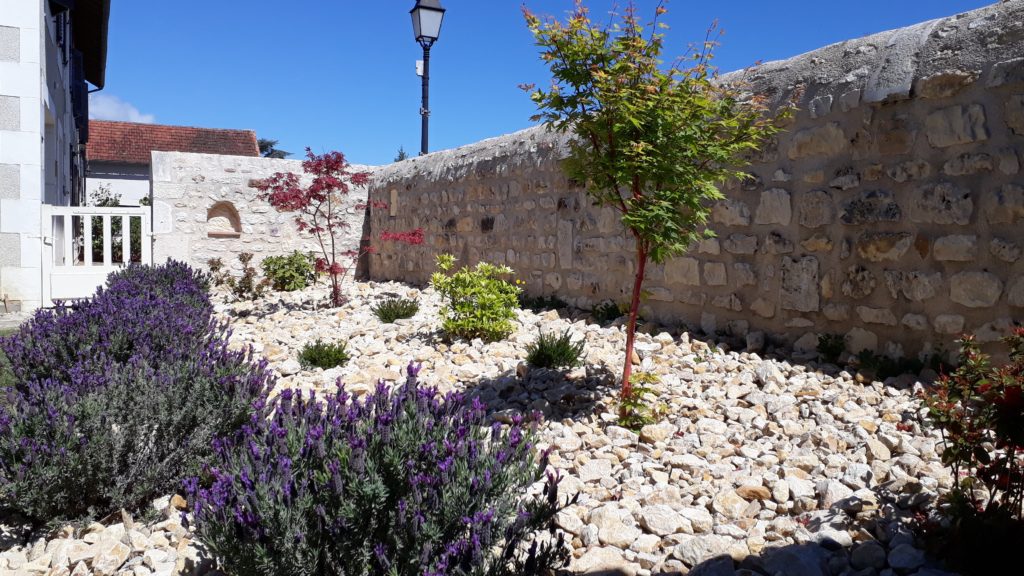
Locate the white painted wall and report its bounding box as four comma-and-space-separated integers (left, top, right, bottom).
86, 162, 151, 206
0, 0, 83, 311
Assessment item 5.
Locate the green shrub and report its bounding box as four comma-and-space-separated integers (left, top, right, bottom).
430, 254, 521, 342
618, 371, 665, 431
299, 340, 350, 370
372, 297, 420, 323
591, 301, 623, 324
526, 329, 585, 369
207, 258, 231, 287
920, 329, 1024, 574
230, 253, 269, 301
261, 251, 316, 292
817, 333, 846, 364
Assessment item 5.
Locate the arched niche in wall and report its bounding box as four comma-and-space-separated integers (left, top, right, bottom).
207, 201, 242, 238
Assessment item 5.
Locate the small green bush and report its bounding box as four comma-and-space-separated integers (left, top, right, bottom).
817, 333, 846, 364
526, 329, 585, 369
261, 251, 316, 292
230, 253, 269, 301
430, 254, 521, 342
299, 340, 350, 370
372, 297, 419, 323
592, 301, 623, 324
618, 372, 665, 431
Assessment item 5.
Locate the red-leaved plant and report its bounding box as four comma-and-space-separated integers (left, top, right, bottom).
923, 328, 1024, 521
254, 149, 422, 307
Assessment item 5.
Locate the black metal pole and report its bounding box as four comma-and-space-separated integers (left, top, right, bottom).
420, 44, 431, 155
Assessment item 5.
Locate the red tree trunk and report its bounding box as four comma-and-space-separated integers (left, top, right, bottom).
621, 243, 648, 401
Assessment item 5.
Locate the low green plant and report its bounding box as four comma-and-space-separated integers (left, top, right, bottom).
818, 333, 846, 364
299, 340, 350, 370
526, 329, 585, 369
519, 294, 568, 313
618, 372, 665, 431
230, 253, 269, 301
430, 254, 521, 342
261, 251, 316, 292
372, 297, 420, 323
207, 258, 232, 287
591, 301, 623, 324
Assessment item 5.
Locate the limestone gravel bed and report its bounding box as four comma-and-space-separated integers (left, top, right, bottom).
1, 281, 959, 575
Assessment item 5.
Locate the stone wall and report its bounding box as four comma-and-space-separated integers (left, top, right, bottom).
151, 152, 369, 274
368, 1, 1024, 360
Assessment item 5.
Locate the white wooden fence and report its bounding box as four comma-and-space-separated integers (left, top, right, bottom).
41, 206, 152, 306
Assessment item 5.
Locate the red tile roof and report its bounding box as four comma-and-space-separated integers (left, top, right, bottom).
86, 120, 260, 165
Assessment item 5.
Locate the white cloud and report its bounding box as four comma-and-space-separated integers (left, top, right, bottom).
89, 94, 156, 124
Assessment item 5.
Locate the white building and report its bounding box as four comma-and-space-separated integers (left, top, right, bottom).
0, 0, 110, 311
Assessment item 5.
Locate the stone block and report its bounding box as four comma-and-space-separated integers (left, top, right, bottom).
924, 104, 988, 148
754, 189, 793, 226
1009, 278, 1024, 308
841, 190, 902, 225
909, 183, 973, 225
901, 314, 928, 331
0, 233, 19, 266
723, 234, 758, 255
876, 114, 916, 156
810, 95, 833, 118
733, 263, 757, 287
933, 235, 978, 261
887, 161, 931, 183
829, 171, 860, 190
0, 96, 18, 131
915, 69, 978, 99
990, 238, 1021, 263
0, 164, 18, 199
712, 200, 751, 226
704, 262, 727, 286
943, 153, 992, 176
976, 318, 1015, 344
698, 238, 720, 255
750, 298, 775, 319
557, 220, 573, 269
846, 328, 878, 353
665, 257, 700, 286
780, 256, 819, 312
712, 293, 742, 312
950, 272, 1003, 308
801, 234, 833, 252
797, 190, 833, 229
788, 123, 848, 160
823, 304, 850, 321
883, 271, 942, 302
839, 89, 862, 112
647, 287, 674, 302
700, 312, 717, 335
934, 315, 965, 335
998, 148, 1020, 175
856, 232, 913, 262
984, 184, 1024, 224
856, 306, 898, 326
0, 25, 19, 62
1007, 95, 1024, 136
763, 232, 794, 255
987, 57, 1024, 88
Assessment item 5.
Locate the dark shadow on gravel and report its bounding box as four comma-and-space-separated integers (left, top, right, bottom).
466, 364, 618, 422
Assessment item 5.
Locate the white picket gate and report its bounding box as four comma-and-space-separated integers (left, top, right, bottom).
40, 205, 152, 306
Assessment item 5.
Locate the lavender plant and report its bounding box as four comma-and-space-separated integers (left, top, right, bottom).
0, 262, 272, 523
186, 364, 572, 576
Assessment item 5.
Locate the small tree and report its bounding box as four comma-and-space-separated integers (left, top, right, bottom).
524, 1, 785, 400
394, 146, 410, 162
256, 150, 423, 307
258, 138, 291, 159
254, 149, 370, 307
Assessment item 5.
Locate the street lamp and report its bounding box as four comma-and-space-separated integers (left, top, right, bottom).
410, 0, 445, 155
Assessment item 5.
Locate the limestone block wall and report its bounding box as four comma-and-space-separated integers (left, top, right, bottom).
151, 152, 369, 275
368, 1, 1024, 360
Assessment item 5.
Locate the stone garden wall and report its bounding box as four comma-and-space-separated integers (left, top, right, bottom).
367, 1, 1024, 360
151, 151, 369, 274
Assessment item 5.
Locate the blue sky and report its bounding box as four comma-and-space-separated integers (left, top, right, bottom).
90, 1, 994, 166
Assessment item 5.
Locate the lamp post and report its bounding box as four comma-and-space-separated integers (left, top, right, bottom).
410, 0, 445, 155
